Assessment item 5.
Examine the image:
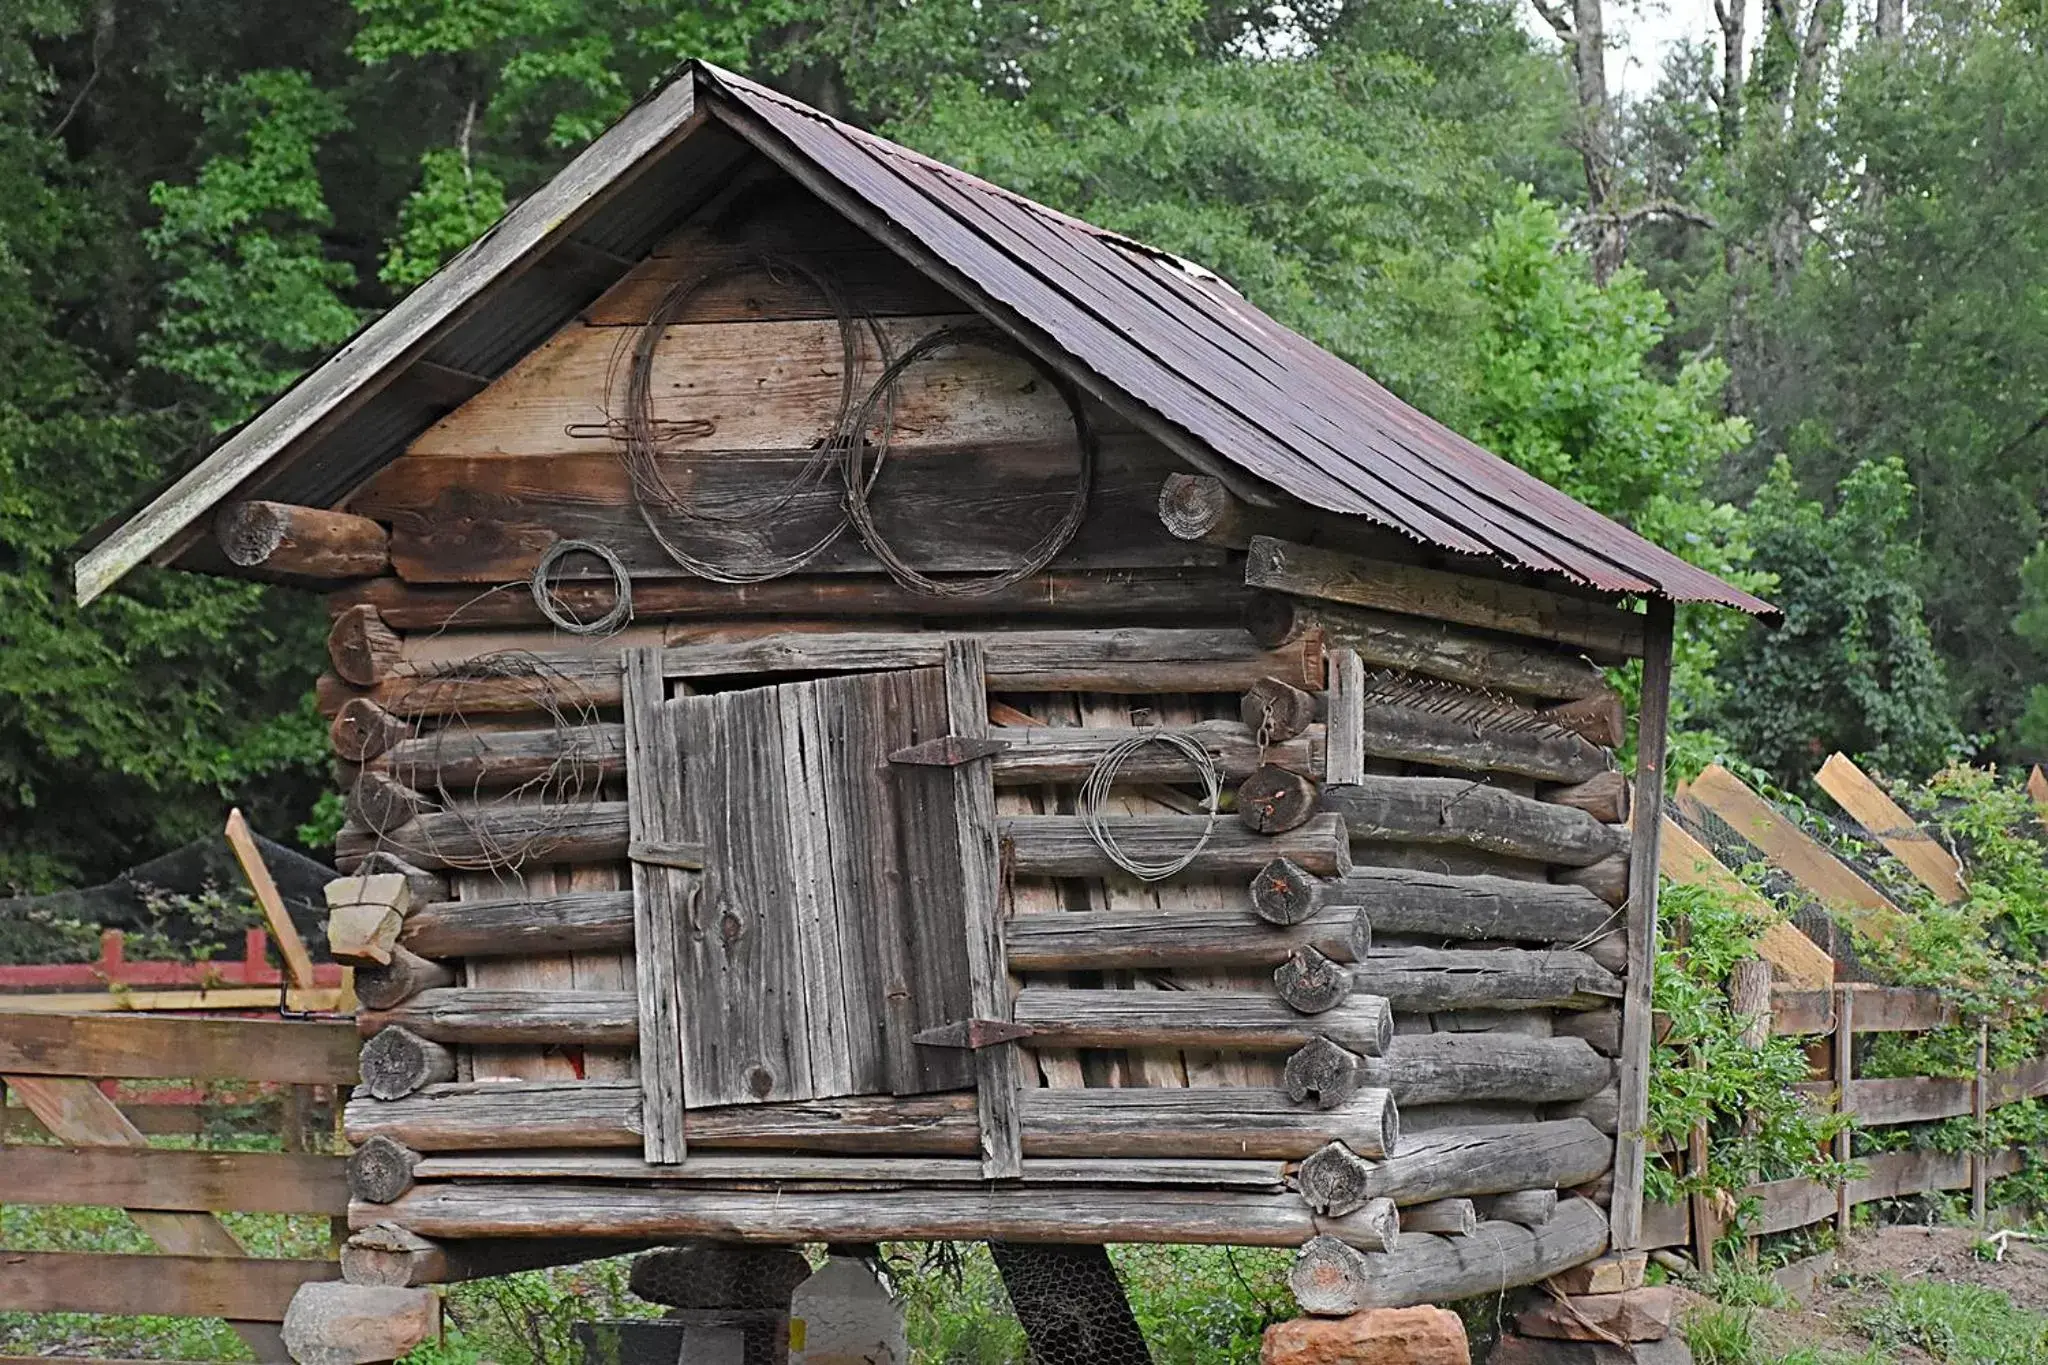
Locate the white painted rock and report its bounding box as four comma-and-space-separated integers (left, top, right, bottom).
791, 1256, 907, 1365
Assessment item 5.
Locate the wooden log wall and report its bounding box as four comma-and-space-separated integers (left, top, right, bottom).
296, 165, 1674, 1308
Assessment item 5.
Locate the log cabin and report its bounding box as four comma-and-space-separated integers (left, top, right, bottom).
74, 59, 1773, 1342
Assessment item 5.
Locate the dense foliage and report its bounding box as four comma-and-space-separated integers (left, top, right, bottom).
3, 0, 2045, 883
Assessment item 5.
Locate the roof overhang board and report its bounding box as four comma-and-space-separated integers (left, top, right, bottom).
72, 76, 708, 605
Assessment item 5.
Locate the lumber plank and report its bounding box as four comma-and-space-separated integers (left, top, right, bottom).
1660, 818, 1833, 989
1611, 598, 1671, 1252
1245, 536, 1646, 658
0, 1250, 337, 1321
1690, 763, 1904, 939
0, 987, 344, 1014
0, 1013, 358, 1083
224, 808, 317, 989
0, 1146, 348, 1216
1815, 752, 1966, 903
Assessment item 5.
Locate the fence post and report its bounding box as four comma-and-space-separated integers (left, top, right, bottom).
1834, 986, 1855, 1241
1972, 1022, 1990, 1226
1729, 959, 1773, 1265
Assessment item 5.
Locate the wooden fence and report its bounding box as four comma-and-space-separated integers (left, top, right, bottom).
1641, 982, 2043, 1257
0, 1012, 359, 1362
1645, 754, 2048, 1266
0, 928, 346, 1014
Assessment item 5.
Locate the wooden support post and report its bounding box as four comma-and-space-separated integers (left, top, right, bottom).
1610, 598, 1673, 1252
946, 639, 1024, 1179
622, 646, 689, 1164
1325, 647, 1365, 785
1973, 1021, 1990, 1226
226, 808, 316, 990
1834, 985, 1855, 1241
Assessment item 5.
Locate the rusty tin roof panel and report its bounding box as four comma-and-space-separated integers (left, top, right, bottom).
704, 65, 1769, 614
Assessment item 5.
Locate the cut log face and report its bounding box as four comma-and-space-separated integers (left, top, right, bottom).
358, 1026, 456, 1102
1239, 764, 1321, 834
1274, 946, 1353, 1014
1289, 1234, 1379, 1315
1555, 853, 1630, 907
1251, 856, 1324, 926
216, 501, 391, 579
329, 604, 403, 688
1298, 1140, 1378, 1217
343, 773, 422, 839
347, 1135, 421, 1204
1242, 677, 1321, 742
330, 698, 408, 763
1285, 1035, 1366, 1110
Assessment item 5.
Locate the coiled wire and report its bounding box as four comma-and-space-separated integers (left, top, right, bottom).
1078, 730, 1222, 882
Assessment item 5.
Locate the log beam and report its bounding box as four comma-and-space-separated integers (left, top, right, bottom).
216, 501, 389, 579
1289, 1197, 1608, 1314
1322, 777, 1625, 867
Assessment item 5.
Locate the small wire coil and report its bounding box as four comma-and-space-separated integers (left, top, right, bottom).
531, 538, 635, 636
1079, 730, 1222, 882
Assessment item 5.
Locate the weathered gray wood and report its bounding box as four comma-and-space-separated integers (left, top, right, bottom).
1250, 856, 1326, 926
343, 1080, 1403, 1160
944, 641, 1022, 1177
1006, 901, 1369, 970
1246, 537, 1645, 658
1298, 1141, 1380, 1216
992, 719, 1320, 785
1348, 947, 1623, 1012
334, 802, 630, 872
1612, 599, 1674, 1250
408, 1153, 1290, 1188
1239, 764, 1321, 834
347, 1136, 420, 1204
344, 773, 421, 838
1002, 812, 1351, 878
1555, 1007, 1622, 1057
1273, 945, 1353, 1013
1365, 1034, 1612, 1107
401, 890, 635, 959
1483, 1189, 1560, 1226
1351, 839, 1552, 882
1399, 1198, 1478, 1236
1542, 690, 1627, 748
1013, 988, 1392, 1055
356, 1181, 1423, 1249
1285, 1035, 1366, 1109
358, 1027, 455, 1101
1289, 1197, 1608, 1313
1313, 866, 1618, 943
341, 1223, 649, 1288
623, 646, 689, 1163
1322, 777, 1626, 867
1542, 771, 1629, 823
1365, 1123, 1613, 1205
1352, 696, 1612, 784
1242, 675, 1323, 744
352, 946, 457, 1011
374, 723, 626, 790
357, 988, 637, 1046
217, 500, 391, 579
1324, 647, 1366, 785
1244, 593, 1611, 700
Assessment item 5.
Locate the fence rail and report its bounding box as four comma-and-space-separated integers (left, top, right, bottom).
0, 1011, 358, 1357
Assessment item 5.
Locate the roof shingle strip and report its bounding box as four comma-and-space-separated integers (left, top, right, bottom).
704, 64, 1770, 614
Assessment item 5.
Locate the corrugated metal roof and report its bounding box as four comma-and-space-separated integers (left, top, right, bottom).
699, 64, 1770, 614
77, 61, 1770, 616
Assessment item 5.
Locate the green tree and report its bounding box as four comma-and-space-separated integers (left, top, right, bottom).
1711, 456, 1961, 789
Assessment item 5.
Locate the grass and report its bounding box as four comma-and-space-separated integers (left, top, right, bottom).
1857, 1279, 2048, 1365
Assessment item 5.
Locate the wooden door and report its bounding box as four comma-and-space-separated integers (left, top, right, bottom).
634, 664, 983, 1109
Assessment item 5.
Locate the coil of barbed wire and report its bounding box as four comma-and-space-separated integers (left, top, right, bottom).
530, 538, 634, 636
614, 255, 897, 583
1079, 729, 1221, 882
838, 324, 1095, 597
